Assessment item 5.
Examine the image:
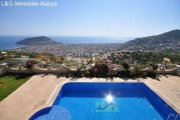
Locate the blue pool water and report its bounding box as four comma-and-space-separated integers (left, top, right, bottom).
30, 83, 179, 120
59, 97, 162, 120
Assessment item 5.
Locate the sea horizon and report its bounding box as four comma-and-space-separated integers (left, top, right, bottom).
0, 36, 134, 50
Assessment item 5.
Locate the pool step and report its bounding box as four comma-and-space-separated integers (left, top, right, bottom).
167, 113, 180, 120
35, 105, 71, 120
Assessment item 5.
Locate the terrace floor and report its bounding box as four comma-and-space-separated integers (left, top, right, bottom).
0, 75, 179, 120
143, 75, 180, 113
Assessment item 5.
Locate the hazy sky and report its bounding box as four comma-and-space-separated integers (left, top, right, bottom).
0, 0, 180, 37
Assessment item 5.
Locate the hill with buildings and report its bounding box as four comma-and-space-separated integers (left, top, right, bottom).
121, 29, 180, 52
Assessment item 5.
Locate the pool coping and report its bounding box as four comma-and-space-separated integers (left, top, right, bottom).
145, 82, 180, 114
27, 82, 64, 119
28, 80, 180, 119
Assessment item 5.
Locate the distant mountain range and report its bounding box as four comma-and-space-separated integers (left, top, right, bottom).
121, 29, 180, 52
16, 36, 61, 45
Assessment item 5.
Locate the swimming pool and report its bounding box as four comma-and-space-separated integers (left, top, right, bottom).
30, 82, 180, 120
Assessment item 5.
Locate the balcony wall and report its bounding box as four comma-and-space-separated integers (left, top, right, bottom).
0, 65, 180, 77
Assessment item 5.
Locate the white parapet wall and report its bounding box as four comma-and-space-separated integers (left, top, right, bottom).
165, 64, 177, 69
32, 66, 69, 74
155, 69, 176, 75
175, 65, 180, 76
5, 66, 70, 75
0, 66, 8, 76
8, 67, 31, 74
0, 65, 180, 77
154, 65, 180, 77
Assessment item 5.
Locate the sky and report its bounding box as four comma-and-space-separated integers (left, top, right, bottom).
0, 0, 180, 37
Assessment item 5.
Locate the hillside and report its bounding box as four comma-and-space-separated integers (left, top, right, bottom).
16, 36, 60, 46
121, 29, 180, 52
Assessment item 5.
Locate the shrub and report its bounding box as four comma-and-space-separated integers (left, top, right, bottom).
129, 66, 141, 77
26, 60, 34, 69
98, 64, 109, 77
83, 70, 90, 77
152, 64, 158, 70
147, 71, 157, 78
75, 68, 82, 77
122, 61, 130, 70
88, 64, 109, 77
117, 71, 130, 77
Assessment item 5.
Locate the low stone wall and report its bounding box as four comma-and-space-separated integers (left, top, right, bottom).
32, 66, 69, 74
0, 66, 8, 76
155, 69, 176, 75
6, 66, 69, 74
0, 65, 180, 77
154, 65, 180, 76
8, 67, 31, 74
175, 65, 180, 76
165, 64, 177, 69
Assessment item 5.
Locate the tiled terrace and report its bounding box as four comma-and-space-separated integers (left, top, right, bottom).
0, 75, 179, 120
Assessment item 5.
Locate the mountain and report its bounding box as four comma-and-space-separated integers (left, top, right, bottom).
16, 36, 61, 45
121, 29, 180, 52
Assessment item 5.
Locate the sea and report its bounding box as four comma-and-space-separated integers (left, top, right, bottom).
0, 36, 133, 50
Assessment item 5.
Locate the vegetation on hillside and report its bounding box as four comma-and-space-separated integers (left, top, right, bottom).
16, 36, 60, 45
1, 50, 179, 79
120, 51, 180, 64
121, 29, 180, 51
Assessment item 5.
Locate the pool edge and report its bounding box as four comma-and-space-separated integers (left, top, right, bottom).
144, 82, 180, 114
28, 81, 180, 119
